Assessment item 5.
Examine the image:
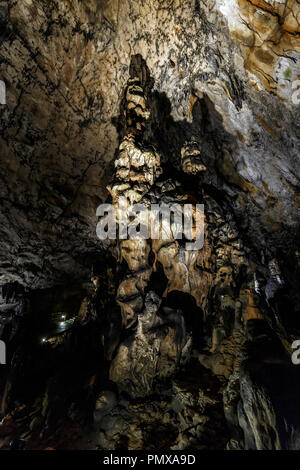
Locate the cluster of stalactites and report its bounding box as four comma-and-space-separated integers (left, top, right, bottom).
181, 140, 207, 176
125, 77, 150, 134
106, 75, 162, 327
107, 76, 162, 207
106, 76, 212, 329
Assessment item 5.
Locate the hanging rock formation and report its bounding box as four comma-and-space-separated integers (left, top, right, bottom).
0, 0, 299, 452
94, 60, 300, 449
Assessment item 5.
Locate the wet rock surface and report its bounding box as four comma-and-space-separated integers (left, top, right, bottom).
0, 0, 299, 452
0, 0, 299, 287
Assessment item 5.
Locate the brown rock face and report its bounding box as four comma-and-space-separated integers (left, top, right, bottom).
0, 0, 299, 287
93, 65, 299, 451
0, 0, 299, 453
233, 0, 300, 93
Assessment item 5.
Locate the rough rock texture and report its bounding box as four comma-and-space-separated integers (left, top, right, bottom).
0, 0, 299, 287
0, 0, 300, 452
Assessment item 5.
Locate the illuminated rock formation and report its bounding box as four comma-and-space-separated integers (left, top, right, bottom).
181, 140, 207, 176
0, 1, 299, 452
106, 66, 266, 410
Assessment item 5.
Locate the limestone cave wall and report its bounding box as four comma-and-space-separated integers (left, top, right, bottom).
0, 0, 299, 451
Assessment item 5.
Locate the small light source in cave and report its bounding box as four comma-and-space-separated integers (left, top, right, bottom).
61, 314, 66, 319
41, 338, 46, 343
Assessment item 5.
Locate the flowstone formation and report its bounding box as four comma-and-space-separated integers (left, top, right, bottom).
92, 59, 300, 450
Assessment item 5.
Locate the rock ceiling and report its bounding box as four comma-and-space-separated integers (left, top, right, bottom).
0, 0, 300, 452
0, 0, 299, 288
